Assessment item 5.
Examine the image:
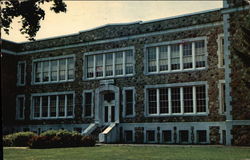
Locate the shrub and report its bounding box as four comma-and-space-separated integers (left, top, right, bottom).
29, 130, 85, 148
81, 136, 96, 147
3, 132, 36, 147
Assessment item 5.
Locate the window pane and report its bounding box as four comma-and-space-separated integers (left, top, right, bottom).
67, 94, 73, 116
124, 130, 133, 143
195, 40, 205, 68
179, 130, 189, 143
159, 88, 168, 114
85, 92, 92, 117
35, 62, 42, 82
17, 97, 24, 119
51, 60, 58, 81
43, 62, 49, 82
33, 97, 40, 117
170, 44, 180, 70
148, 89, 157, 114
50, 96, 57, 117
183, 86, 193, 113
162, 130, 172, 143
95, 55, 104, 77
148, 47, 157, 72
67, 58, 74, 80
19, 63, 25, 84
105, 53, 113, 76
59, 59, 66, 80
183, 42, 193, 69
59, 95, 65, 116
115, 52, 123, 75
196, 86, 206, 112
125, 50, 133, 74
125, 90, 133, 116
197, 130, 207, 143
146, 130, 155, 142
159, 46, 168, 71
42, 96, 48, 117
87, 56, 94, 78
171, 87, 181, 113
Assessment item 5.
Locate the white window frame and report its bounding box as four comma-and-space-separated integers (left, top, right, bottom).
195, 129, 209, 144
217, 34, 225, 68
218, 80, 226, 115
144, 37, 207, 75
144, 81, 208, 117
82, 90, 94, 118
30, 91, 75, 120
16, 95, 25, 120
122, 87, 136, 118
31, 54, 75, 85
83, 47, 135, 80
17, 61, 26, 86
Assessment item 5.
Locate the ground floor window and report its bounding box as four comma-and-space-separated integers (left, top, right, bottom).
83, 91, 93, 117
32, 92, 74, 119
179, 130, 189, 143
162, 130, 172, 143
124, 130, 133, 143
16, 95, 25, 120
197, 130, 207, 143
146, 130, 155, 143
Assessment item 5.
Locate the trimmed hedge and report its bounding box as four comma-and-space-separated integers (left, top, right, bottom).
29, 130, 95, 148
3, 132, 36, 147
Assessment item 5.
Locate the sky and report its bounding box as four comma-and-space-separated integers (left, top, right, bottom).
2, 1, 223, 43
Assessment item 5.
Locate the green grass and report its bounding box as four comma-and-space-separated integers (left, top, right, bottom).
3, 145, 250, 160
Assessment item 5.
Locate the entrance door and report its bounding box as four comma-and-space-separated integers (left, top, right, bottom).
104, 100, 115, 123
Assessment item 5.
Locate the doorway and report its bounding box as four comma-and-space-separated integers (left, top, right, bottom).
103, 92, 115, 124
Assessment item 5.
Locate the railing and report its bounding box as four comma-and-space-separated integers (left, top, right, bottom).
82, 123, 97, 136
99, 123, 118, 143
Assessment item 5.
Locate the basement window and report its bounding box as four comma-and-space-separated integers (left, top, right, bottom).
197, 130, 207, 143
124, 130, 133, 143
162, 130, 172, 143
179, 130, 189, 143
146, 130, 156, 143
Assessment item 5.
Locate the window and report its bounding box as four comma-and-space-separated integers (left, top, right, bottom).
32, 92, 74, 119
179, 130, 189, 143
16, 95, 25, 119
17, 61, 26, 86
219, 80, 226, 114
146, 38, 206, 74
217, 34, 225, 68
146, 130, 155, 142
33, 56, 74, 84
148, 89, 157, 114
124, 130, 133, 143
197, 130, 207, 143
83, 91, 93, 117
146, 83, 207, 116
196, 86, 206, 112
123, 88, 135, 117
162, 130, 172, 143
85, 49, 134, 79
183, 86, 193, 113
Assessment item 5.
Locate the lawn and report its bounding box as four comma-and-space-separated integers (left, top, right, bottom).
3, 145, 250, 160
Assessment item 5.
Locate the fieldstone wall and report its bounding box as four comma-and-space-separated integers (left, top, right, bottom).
227, 9, 250, 120
209, 126, 221, 144
232, 125, 250, 146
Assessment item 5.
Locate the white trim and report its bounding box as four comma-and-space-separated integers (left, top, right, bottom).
221, 5, 250, 14
122, 87, 136, 118
32, 54, 75, 85
3, 22, 223, 55
30, 91, 75, 120
83, 47, 135, 80
145, 81, 208, 117
82, 90, 94, 118
145, 37, 207, 75
217, 34, 225, 68
17, 61, 26, 86
1, 49, 16, 55
16, 95, 25, 120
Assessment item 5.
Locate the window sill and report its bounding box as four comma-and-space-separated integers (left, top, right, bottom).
146, 113, 208, 117
83, 74, 134, 81
32, 116, 74, 120
145, 67, 207, 75
32, 79, 75, 85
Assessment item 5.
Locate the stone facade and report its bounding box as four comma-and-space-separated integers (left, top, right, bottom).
1, 0, 250, 145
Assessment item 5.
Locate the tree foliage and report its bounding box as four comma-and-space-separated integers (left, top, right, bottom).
1, 0, 67, 41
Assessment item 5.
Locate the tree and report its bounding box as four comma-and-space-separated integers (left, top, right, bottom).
1, 0, 67, 41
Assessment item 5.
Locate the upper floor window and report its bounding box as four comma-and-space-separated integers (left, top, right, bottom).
146, 38, 206, 74
16, 95, 25, 120
217, 34, 225, 68
32, 92, 74, 119
17, 61, 26, 86
123, 87, 135, 117
218, 80, 226, 114
146, 82, 207, 116
33, 55, 75, 84
85, 49, 134, 79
